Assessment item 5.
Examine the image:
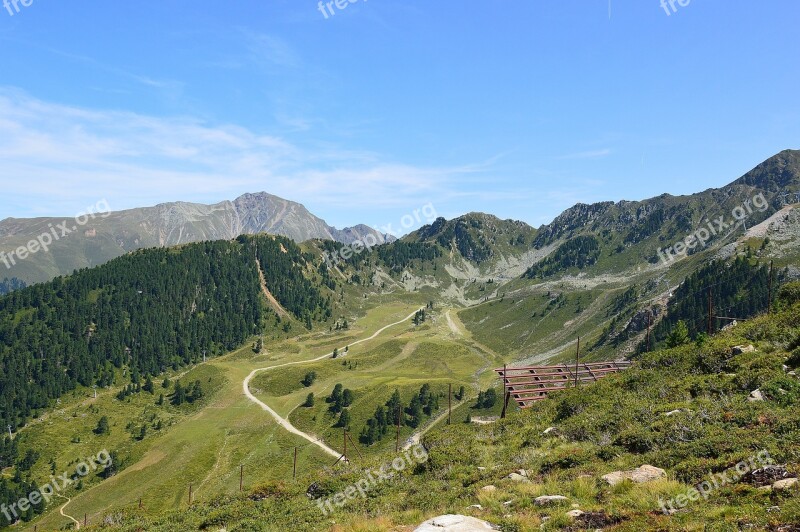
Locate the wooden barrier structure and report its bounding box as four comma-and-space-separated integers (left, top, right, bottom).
496, 361, 632, 409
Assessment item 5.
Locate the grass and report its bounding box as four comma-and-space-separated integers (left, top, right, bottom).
65, 295, 800, 531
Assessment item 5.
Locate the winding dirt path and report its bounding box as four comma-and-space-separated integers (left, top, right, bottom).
243, 309, 421, 459
57, 494, 81, 529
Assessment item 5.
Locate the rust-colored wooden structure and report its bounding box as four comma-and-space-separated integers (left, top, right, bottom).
496, 361, 632, 410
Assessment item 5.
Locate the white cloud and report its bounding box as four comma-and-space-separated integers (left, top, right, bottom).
0, 89, 478, 217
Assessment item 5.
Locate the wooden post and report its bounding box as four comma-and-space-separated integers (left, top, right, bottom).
139, 497, 143, 509
240, 464, 244, 492
293, 447, 298, 480
395, 409, 401, 452
84, 513, 87, 526
707, 288, 713, 335
501, 390, 511, 419
448, 383, 452, 425
188, 483, 193, 505
574, 337, 580, 387
768, 260, 774, 314
346, 431, 364, 460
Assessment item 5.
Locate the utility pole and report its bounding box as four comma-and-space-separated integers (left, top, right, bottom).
293, 448, 298, 480
343, 429, 347, 463
240, 465, 244, 491
574, 337, 581, 387
203, 350, 207, 363
7, 425, 12, 439
93, 385, 97, 399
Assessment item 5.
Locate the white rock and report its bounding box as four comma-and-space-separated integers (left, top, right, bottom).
772, 478, 799, 490
534, 495, 569, 506
566, 509, 584, 518
542, 427, 557, 435
663, 409, 683, 417
732, 344, 756, 355
748, 389, 765, 402
480, 485, 497, 493
468, 504, 483, 510
601, 465, 666, 486
507, 473, 530, 482
414, 515, 496, 531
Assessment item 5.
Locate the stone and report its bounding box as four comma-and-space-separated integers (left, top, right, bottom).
601, 465, 666, 486
772, 478, 799, 490
748, 389, 765, 402
480, 485, 497, 493
507, 473, 530, 482
468, 504, 483, 510
663, 409, 683, 417
566, 509, 584, 519
517, 469, 528, 477
732, 344, 756, 355
542, 427, 557, 435
414, 514, 497, 531
534, 495, 569, 506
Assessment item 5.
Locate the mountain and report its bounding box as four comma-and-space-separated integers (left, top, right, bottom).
0, 192, 391, 284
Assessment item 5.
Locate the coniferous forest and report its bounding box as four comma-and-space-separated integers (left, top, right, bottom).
0, 235, 329, 431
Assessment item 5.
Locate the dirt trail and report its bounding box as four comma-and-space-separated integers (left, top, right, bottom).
255, 259, 290, 318
57, 494, 81, 529
243, 309, 421, 459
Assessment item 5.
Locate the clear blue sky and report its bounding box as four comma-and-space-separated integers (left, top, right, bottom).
1, 0, 798, 232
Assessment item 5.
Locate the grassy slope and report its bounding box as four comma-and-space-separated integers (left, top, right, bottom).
87, 297, 800, 531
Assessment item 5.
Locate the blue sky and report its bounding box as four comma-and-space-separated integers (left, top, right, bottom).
0, 0, 798, 233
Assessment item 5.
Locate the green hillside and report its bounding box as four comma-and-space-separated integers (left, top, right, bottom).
73, 283, 800, 531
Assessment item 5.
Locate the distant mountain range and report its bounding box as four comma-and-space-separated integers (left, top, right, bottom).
0, 192, 392, 284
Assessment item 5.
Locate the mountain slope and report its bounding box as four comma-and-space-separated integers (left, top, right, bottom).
0, 192, 390, 284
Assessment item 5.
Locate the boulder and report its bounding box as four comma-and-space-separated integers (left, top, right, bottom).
601, 465, 666, 486
480, 485, 497, 493
414, 514, 496, 531
748, 389, 765, 402
772, 478, 799, 491
732, 345, 756, 355
507, 473, 529, 482
566, 509, 585, 519
534, 495, 569, 506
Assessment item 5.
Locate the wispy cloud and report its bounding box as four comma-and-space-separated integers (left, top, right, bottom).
0, 89, 482, 217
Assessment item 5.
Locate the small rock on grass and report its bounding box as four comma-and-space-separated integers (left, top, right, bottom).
534, 495, 569, 506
